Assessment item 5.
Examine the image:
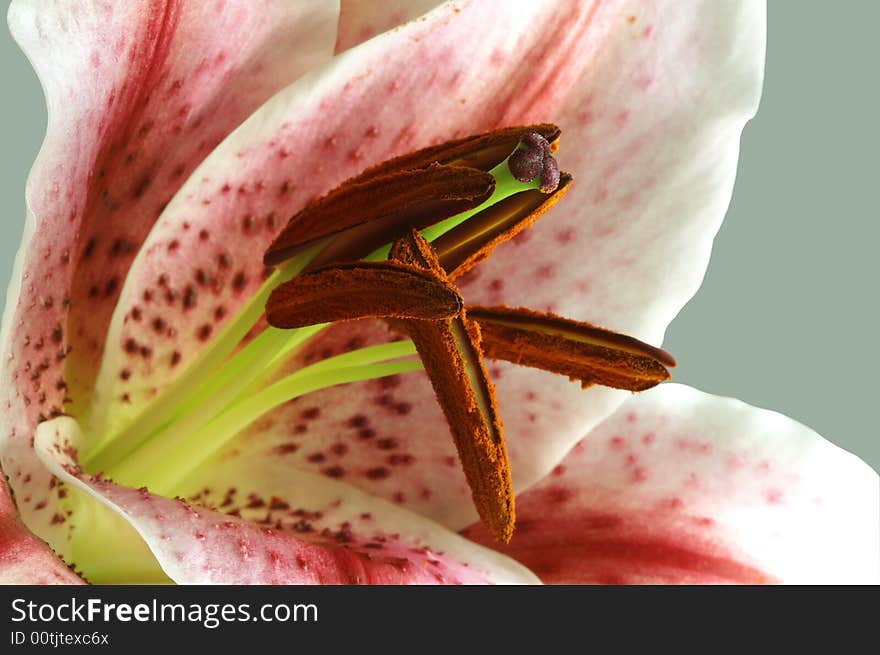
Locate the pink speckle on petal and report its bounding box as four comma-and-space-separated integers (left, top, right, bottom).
632, 467, 650, 483
662, 497, 684, 511
609, 436, 627, 450
727, 454, 747, 470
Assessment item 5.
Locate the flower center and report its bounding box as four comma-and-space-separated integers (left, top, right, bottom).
76, 126, 673, 543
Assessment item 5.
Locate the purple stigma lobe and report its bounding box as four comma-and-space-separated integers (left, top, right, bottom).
540, 156, 560, 193
508, 148, 544, 183
521, 132, 552, 156
507, 132, 561, 193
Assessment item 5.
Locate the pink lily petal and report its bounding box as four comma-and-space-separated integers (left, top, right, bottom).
1, 0, 337, 544
462, 384, 879, 584
335, 0, 443, 52
95, 0, 764, 529
35, 417, 538, 584
0, 468, 84, 584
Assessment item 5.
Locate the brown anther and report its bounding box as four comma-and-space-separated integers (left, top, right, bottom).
264, 164, 495, 267
433, 173, 572, 280
352, 124, 561, 184
468, 306, 676, 391
266, 261, 463, 329
264, 124, 565, 276
389, 231, 515, 543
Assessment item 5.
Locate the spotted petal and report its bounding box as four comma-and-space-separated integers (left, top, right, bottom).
463, 384, 879, 584
1, 0, 338, 558
133, 0, 765, 531
35, 417, 538, 584
0, 468, 84, 584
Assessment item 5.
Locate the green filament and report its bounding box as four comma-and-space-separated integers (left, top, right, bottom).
84, 245, 325, 469
106, 341, 420, 494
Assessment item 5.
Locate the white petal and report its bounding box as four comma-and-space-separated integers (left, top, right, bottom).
463, 384, 879, 584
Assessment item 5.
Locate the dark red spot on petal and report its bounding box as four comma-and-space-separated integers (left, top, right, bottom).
104, 277, 119, 297
366, 467, 390, 480
181, 285, 197, 310
301, 407, 320, 420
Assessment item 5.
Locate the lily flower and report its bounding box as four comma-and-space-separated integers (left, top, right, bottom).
1, 0, 876, 585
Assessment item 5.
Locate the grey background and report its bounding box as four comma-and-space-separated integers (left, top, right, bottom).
1, 3, 877, 473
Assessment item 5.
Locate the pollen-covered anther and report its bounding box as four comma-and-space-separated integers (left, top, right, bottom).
433, 173, 572, 280
264, 164, 496, 267
263, 124, 564, 269
265, 261, 463, 329
507, 132, 561, 193
469, 306, 676, 391
388, 231, 515, 543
